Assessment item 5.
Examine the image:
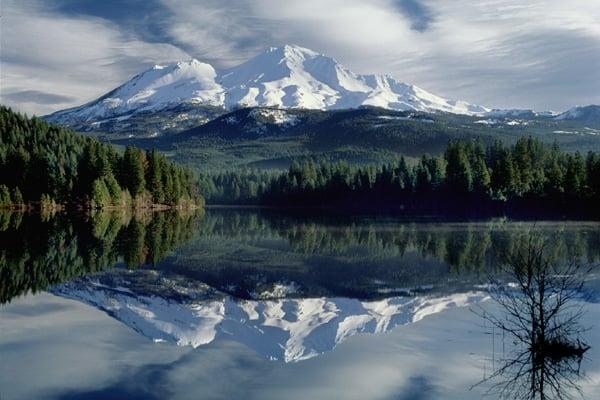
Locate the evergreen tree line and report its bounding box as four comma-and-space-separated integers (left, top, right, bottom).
198, 169, 279, 205
0, 106, 202, 209
262, 138, 600, 216
199, 138, 600, 216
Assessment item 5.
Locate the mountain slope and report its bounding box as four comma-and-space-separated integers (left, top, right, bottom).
555, 105, 600, 124
51, 60, 223, 121
115, 106, 600, 169
44, 45, 489, 137
45, 60, 226, 137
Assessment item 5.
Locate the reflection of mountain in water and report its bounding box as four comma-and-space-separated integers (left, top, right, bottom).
51, 270, 485, 362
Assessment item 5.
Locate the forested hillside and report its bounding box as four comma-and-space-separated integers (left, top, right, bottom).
116, 106, 600, 170
0, 106, 201, 209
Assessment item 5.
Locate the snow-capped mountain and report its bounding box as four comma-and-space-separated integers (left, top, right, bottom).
45, 45, 489, 133
217, 45, 488, 114
555, 105, 600, 122
54, 59, 224, 122
50, 272, 485, 362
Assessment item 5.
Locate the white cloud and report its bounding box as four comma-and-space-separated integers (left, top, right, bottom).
161, 0, 600, 111
1, 0, 599, 114
0, 0, 190, 115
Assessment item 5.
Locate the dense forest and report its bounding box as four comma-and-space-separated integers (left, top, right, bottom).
198, 169, 278, 205
0, 106, 202, 209
200, 138, 600, 217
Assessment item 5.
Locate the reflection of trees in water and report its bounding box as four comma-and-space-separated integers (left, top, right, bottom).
197, 212, 600, 273
2, 208, 600, 303
162, 212, 600, 300
0, 210, 202, 303
475, 238, 594, 399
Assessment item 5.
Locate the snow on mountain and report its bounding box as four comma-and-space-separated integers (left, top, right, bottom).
48, 60, 223, 125
46, 45, 489, 129
218, 45, 488, 114
485, 109, 544, 118
555, 105, 600, 122
50, 274, 486, 362
556, 106, 585, 120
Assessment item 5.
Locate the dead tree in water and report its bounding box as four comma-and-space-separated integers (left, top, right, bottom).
474, 237, 593, 400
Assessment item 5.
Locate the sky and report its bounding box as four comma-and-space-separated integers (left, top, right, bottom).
1, 0, 599, 116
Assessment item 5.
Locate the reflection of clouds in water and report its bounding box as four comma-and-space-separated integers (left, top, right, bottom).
0, 293, 189, 400
6, 292, 600, 399
2, 217, 600, 399
392, 375, 439, 399
0, 301, 73, 317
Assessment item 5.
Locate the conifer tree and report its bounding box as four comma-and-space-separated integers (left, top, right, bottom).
121, 146, 146, 197
147, 149, 165, 204
445, 142, 472, 193
91, 179, 111, 209
0, 185, 11, 207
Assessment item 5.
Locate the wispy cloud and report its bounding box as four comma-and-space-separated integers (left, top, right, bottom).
1, 90, 77, 105
157, 0, 600, 110
1, 0, 599, 114
0, 0, 189, 115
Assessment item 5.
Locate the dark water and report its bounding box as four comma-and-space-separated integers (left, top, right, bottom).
1, 209, 599, 399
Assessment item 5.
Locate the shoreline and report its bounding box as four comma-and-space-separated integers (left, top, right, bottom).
203, 203, 600, 221
0, 203, 202, 213
2, 203, 598, 221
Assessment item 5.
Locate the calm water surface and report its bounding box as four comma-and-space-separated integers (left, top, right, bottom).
1, 209, 599, 399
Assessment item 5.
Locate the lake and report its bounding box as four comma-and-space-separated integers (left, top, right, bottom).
1, 209, 599, 399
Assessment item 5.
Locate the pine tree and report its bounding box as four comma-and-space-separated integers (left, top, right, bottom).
415, 157, 432, 194
445, 142, 472, 193
545, 158, 565, 196
512, 137, 533, 194
0, 185, 11, 207
471, 155, 491, 196
586, 152, 600, 200
490, 146, 516, 198
147, 149, 164, 204
564, 153, 586, 197
121, 146, 146, 197
104, 173, 122, 205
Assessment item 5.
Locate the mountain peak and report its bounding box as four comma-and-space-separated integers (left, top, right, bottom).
46, 45, 491, 127
266, 44, 321, 58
